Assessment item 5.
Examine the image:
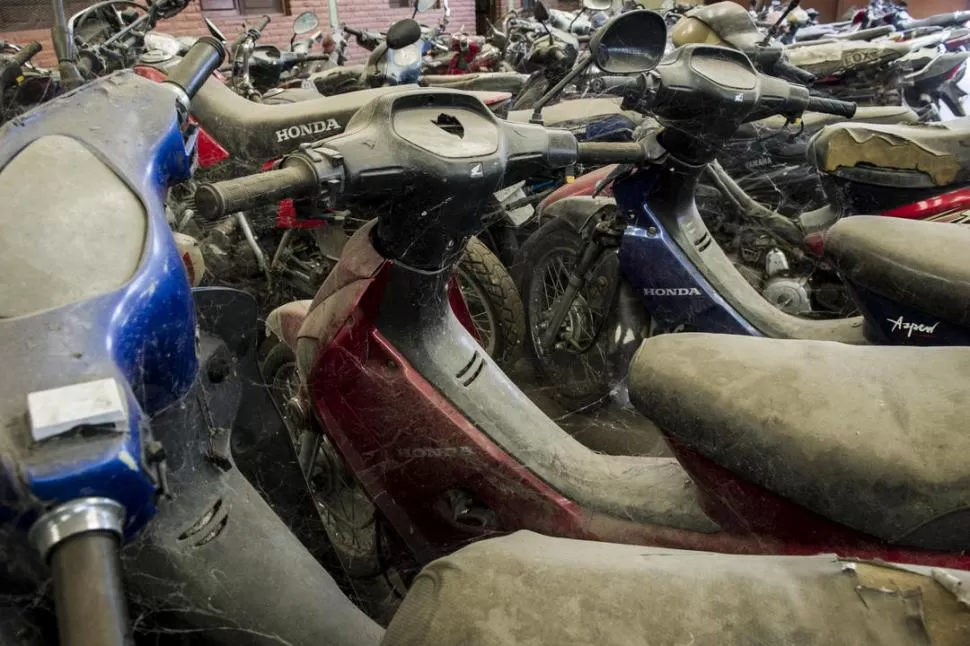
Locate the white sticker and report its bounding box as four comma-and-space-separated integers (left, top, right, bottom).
28, 378, 128, 443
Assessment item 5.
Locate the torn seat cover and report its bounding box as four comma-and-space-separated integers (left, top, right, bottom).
383, 530, 970, 646
808, 118, 970, 188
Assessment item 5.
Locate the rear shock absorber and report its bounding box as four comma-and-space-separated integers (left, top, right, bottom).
29, 498, 130, 646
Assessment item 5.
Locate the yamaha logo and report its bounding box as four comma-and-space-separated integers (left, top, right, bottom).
275, 118, 342, 143
643, 288, 702, 296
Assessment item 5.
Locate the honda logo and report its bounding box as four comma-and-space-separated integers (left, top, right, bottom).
275, 118, 342, 143
643, 287, 702, 296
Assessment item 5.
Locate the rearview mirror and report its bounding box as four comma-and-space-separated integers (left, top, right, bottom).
583, 0, 613, 10
415, 0, 437, 11
204, 17, 228, 42
589, 10, 666, 74
293, 11, 319, 35
387, 18, 423, 49
534, 1, 550, 23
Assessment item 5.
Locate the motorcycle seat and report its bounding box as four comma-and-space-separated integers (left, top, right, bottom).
628, 332, 970, 551
191, 76, 416, 163
826, 216, 970, 328
0, 135, 145, 317
421, 72, 529, 95
807, 117, 970, 188
737, 105, 919, 139
384, 531, 970, 646
786, 40, 911, 76
792, 24, 837, 42
506, 97, 643, 126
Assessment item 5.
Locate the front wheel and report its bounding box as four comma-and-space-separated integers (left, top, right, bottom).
512, 216, 645, 410
456, 237, 525, 367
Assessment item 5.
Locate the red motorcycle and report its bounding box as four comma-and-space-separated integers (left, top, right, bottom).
195, 12, 970, 585
131, 43, 525, 361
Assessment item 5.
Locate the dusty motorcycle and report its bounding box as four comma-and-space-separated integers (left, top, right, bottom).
134, 30, 524, 364
192, 11, 970, 591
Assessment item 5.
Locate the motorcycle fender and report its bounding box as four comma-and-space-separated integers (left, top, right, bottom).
538, 196, 617, 234
265, 300, 313, 351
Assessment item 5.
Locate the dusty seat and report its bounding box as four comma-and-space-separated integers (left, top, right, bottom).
826, 216, 970, 327
422, 72, 528, 94
191, 76, 416, 162
787, 39, 912, 76
383, 531, 970, 646
507, 97, 643, 126
0, 135, 146, 318
807, 117, 970, 188
628, 332, 970, 550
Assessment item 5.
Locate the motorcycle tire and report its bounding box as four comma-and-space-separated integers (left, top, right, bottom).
512, 216, 644, 411
260, 340, 383, 581
456, 236, 526, 368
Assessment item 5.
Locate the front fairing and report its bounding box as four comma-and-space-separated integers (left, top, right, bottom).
0, 72, 197, 536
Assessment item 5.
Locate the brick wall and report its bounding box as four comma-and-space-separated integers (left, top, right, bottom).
1, 0, 477, 67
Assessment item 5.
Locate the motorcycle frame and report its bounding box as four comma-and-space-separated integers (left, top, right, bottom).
289, 217, 970, 573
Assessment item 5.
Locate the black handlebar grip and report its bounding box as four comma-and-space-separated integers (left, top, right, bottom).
588, 75, 639, 96
344, 25, 362, 37
165, 36, 225, 100
255, 15, 272, 34
194, 163, 318, 221
774, 59, 815, 86
576, 142, 646, 166
806, 95, 857, 119
12, 41, 42, 67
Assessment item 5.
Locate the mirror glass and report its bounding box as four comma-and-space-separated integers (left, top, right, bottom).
203, 16, 228, 42
415, 0, 437, 11
534, 1, 550, 22
582, 0, 613, 10
590, 10, 667, 74
293, 11, 320, 35
386, 18, 423, 49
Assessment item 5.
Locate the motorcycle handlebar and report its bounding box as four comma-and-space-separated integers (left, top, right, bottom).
11, 41, 42, 67
165, 36, 225, 100
806, 95, 857, 118
576, 141, 646, 165
343, 25, 362, 37
773, 59, 815, 85
195, 161, 318, 220
50, 532, 128, 646
587, 75, 640, 95
254, 14, 272, 35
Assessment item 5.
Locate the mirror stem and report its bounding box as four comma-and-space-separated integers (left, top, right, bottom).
530, 53, 593, 125
762, 0, 800, 45
50, 0, 83, 90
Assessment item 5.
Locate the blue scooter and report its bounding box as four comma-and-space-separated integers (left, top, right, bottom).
0, 31, 378, 645
515, 38, 970, 407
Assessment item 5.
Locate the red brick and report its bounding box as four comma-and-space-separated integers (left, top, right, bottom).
1, 0, 479, 68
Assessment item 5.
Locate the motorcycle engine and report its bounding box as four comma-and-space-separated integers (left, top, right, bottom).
762, 248, 811, 315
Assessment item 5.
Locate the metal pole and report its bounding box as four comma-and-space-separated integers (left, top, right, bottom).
327, 0, 340, 30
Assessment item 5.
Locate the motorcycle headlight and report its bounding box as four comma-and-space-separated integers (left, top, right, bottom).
392, 43, 421, 67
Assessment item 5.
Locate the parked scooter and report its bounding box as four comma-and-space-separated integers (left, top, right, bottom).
519, 47, 970, 401
206, 11, 334, 98
68, 0, 191, 78
0, 34, 386, 646
134, 28, 524, 364
676, 1, 970, 120
194, 12, 970, 586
